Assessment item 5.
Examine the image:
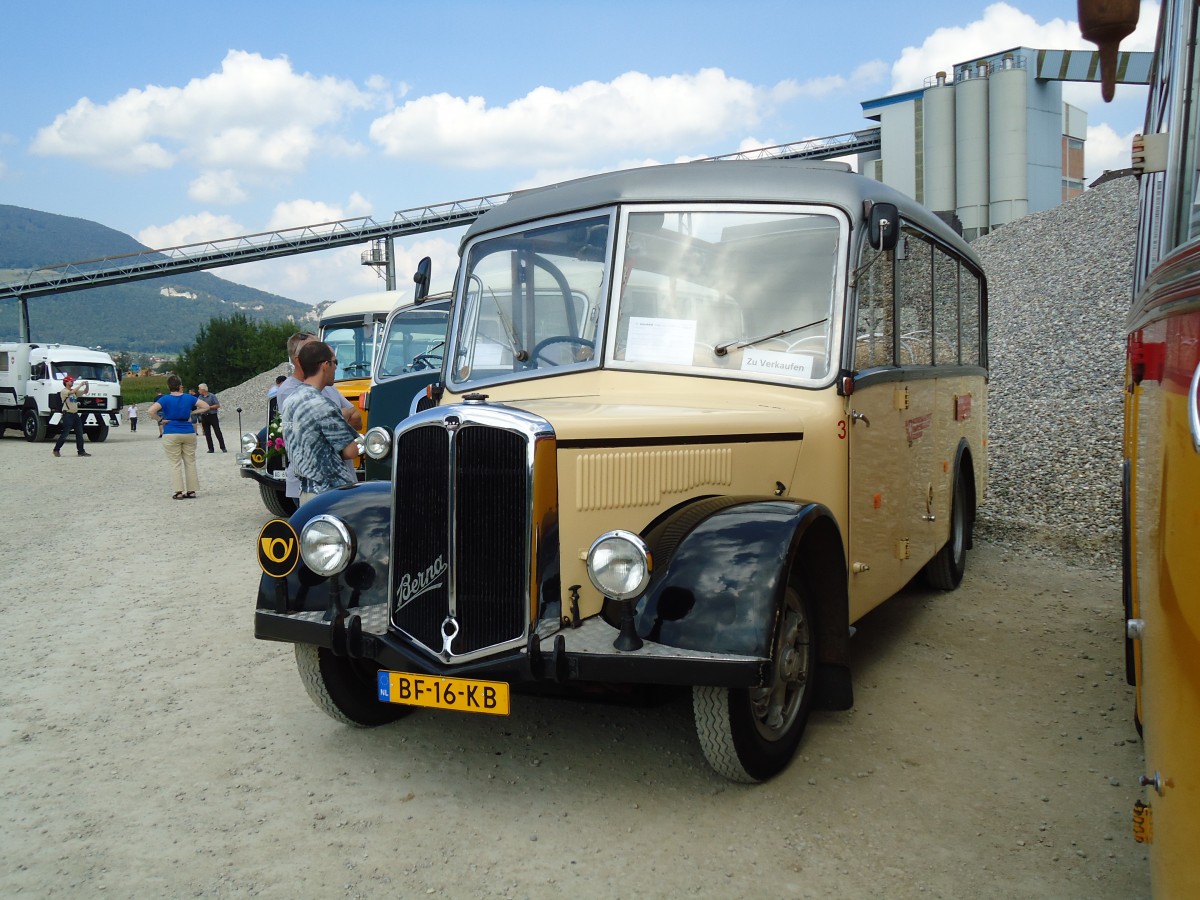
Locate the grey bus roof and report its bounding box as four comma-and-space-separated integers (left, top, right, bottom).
462, 160, 980, 268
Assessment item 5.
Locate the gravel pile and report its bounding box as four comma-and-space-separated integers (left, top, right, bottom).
974, 175, 1136, 566
214, 178, 1138, 567
209, 362, 289, 440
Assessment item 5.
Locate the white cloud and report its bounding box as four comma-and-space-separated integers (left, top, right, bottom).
264, 193, 373, 231
890, 1, 1158, 91
369, 68, 772, 168
137, 212, 245, 250
1084, 122, 1135, 179
31, 50, 377, 181
188, 170, 247, 205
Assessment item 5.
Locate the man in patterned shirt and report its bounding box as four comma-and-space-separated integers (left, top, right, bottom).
280, 340, 362, 505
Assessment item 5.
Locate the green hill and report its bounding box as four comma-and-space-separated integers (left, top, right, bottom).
0, 205, 316, 353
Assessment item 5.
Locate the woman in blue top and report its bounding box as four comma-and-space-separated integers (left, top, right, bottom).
147, 375, 210, 499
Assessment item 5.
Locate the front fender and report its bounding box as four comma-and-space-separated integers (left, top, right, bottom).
630, 498, 837, 658
256, 480, 392, 615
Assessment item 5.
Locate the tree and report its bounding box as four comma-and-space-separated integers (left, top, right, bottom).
175, 313, 294, 389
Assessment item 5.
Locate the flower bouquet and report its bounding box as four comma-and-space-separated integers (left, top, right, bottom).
265, 414, 287, 464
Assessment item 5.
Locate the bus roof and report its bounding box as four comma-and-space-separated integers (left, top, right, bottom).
463, 160, 979, 269
319, 290, 407, 324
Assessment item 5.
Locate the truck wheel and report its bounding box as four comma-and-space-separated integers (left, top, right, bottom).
294, 644, 411, 727
693, 581, 815, 782
22, 409, 46, 442
923, 468, 970, 590
259, 482, 298, 517
85, 423, 110, 442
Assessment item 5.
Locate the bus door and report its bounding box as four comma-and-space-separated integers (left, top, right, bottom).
846, 229, 939, 618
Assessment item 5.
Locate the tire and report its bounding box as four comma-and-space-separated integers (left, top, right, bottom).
259, 482, 298, 517
85, 423, 110, 442
22, 409, 46, 442
693, 582, 816, 782
294, 644, 411, 727
923, 469, 970, 590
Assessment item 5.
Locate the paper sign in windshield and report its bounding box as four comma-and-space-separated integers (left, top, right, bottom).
625, 317, 697, 365
741, 347, 814, 378
473, 339, 507, 367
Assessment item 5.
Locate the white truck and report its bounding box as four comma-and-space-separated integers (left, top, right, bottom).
0, 343, 122, 442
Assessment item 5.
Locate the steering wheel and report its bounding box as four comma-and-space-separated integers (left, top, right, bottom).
410, 353, 443, 371
531, 335, 594, 366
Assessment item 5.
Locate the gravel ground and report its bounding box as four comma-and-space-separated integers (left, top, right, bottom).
0, 428, 1147, 898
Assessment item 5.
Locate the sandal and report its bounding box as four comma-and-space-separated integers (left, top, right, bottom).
172, 491, 185, 500
184, 491, 197, 499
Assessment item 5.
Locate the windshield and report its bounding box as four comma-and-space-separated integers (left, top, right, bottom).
609, 206, 843, 383
321, 319, 383, 381
53, 361, 118, 383
448, 205, 844, 391
375, 306, 450, 380
450, 214, 609, 388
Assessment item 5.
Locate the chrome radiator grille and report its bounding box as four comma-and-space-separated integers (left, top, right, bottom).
391, 412, 533, 660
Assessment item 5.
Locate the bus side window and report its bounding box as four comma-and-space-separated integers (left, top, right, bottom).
854, 246, 895, 369
897, 228, 934, 365
960, 268, 982, 366
933, 248, 961, 364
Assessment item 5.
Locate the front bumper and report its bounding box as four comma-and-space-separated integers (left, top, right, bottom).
255, 604, 769, 689
239, 464, 286, 489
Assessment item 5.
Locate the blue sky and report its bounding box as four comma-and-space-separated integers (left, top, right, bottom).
0, 1, 1158, 303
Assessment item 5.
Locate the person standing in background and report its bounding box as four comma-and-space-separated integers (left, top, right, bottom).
196, 383, 226, 453
127, 403, 138, 432
277, 331, 361, 505
280, 341, 361, 504
153, 391, 164, 438
51, 375, 91, 458
147, 375, 209, 499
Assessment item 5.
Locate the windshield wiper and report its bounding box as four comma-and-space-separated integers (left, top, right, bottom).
488, 286, 529, 362
714, 317, 829, 357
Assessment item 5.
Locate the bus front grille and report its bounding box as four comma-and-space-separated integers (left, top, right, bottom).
391, 416, 531, 660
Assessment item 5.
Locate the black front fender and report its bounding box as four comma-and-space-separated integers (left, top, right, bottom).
630, 497, 840, 659
256, 481, 392, 615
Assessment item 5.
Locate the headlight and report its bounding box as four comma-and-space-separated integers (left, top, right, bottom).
241, 432, 259, 453
364, 426, 391, 459
586, 530, 652, 601
299, 515, 356, 576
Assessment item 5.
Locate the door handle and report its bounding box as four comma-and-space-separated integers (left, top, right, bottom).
851, 410, 870, 427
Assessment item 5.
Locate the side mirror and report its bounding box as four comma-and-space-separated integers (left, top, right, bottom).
867, 202, 899, 252
413, 256, 432, 304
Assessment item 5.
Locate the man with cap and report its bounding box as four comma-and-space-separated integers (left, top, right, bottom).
52, 375, 91, 458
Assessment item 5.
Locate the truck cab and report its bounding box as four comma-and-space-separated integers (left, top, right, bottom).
0, 343, 122, 442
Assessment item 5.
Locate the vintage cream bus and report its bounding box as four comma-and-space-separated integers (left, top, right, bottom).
1080, 0, 1200, 894
254, 160, 988, 782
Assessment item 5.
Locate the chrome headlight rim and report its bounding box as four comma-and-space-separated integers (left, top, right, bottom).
240, 431, 259, 453
299, 514, 356, 577
364, 426, 392, 460
586, 530, 652, 601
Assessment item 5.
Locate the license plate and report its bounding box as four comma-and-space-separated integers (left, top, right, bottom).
377, 671, 510, 716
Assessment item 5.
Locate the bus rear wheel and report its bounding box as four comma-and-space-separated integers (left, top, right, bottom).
693, 582, 815, 782
924, 469, 970, 590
